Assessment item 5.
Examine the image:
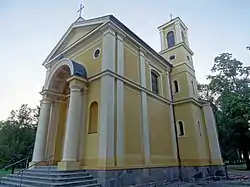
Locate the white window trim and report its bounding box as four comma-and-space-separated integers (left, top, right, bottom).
173, 80, 180, 94
93, 48, 101, 60
166, 30, 176, 49
149, 67, 163, 96
177, 120, 186, 137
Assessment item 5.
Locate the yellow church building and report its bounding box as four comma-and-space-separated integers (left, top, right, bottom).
31, 14, 225, 186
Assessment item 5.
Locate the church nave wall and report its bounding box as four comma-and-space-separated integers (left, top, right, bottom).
123, 84, 145, 166
82, 79, 100, 167
123, 42, 141, 85
147, 95, 176, 166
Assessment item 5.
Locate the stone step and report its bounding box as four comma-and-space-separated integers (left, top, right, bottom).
7, 174, 93, 182
0, 180, 100, 187
18, 169, 86, 173
1, 177, 99, 187
16, 169, 88, 175
33, 166, 58, 170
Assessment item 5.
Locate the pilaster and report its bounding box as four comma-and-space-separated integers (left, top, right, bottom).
174, 22, 182, 44
166, 71, 178, 162
203, 104, 223, 165
159, 29, 166, 51
139, 50, 151, 165
116, 34, 125, 165
98, 29, 116, 167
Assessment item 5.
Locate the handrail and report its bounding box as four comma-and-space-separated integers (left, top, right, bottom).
17, 155, 54, 187
0, 157, 30, 171
17, 155, 54, 175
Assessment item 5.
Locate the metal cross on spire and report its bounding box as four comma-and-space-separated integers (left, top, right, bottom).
170, 13, 173, 20
77, 4, 84, 18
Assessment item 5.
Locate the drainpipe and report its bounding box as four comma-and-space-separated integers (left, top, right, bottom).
168, 69, 182, 180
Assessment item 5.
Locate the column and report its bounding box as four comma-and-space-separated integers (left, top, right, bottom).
166, 71, 178, 163
32, 97, 52, 162
78, 89, 88, 162
58, 79, 85, 170
203, 104, 223, 165
116, 34, 124, 165
139, 50, 151, 165
159, 29, 166, 50
46, 100, 60, 159
98, 28, 116, 166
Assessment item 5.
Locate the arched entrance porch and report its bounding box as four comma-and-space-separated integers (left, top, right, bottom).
31, 58, 88, 169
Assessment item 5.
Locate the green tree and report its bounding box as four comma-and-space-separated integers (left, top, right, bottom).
0, 104, 39, 168
198, 53, 250, 169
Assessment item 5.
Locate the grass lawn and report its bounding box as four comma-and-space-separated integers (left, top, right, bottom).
226, 164, 247, 171
0, 169, 12, 177
0, 168, 22, 177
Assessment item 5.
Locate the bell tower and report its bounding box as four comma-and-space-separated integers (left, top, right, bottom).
158, 17, 198, 101
158, 17, 212, 166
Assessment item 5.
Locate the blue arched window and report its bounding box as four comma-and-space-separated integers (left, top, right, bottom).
167, 31, 175, 48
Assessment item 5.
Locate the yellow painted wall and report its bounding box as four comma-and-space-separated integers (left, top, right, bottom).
82, 79, 101, 167
171, 73, 190, 101
191, 104, 210, 164
147, 96, 175, 166
123, 42, 140, 84
174, 102, 211, 166
73, 40, 102, 77
124, 85, 144, 166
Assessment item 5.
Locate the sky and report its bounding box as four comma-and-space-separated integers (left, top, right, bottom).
0, 0, 250, 120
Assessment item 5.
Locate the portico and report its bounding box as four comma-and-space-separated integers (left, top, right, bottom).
31, 58, 88, 170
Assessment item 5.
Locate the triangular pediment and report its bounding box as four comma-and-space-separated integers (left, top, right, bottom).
51, 24, 101, 59
43, 15, 111, 65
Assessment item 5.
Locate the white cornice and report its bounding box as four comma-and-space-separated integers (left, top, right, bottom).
158, 17, 188, 31
108, 20, 171, 70
43, 15, 172, 72
159, 42, 194, 56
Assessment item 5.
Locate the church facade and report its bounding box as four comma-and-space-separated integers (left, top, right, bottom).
32, 15, 225, 185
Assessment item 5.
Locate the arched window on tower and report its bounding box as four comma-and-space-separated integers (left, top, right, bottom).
167, 31, 175, 48
178, 121, 185, 136
88, 101, 98, 134
173, 80, 179, 93
151, 70, 160, 95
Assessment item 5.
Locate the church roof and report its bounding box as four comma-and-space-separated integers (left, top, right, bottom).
43, 15, 172, 68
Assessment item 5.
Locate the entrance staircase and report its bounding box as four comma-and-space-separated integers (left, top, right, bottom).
0, 166, 101, 187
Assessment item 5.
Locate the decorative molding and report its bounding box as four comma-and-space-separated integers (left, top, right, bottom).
159, 42, 194, 56
87, 70, 172, 104
93, 48, 101, 60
